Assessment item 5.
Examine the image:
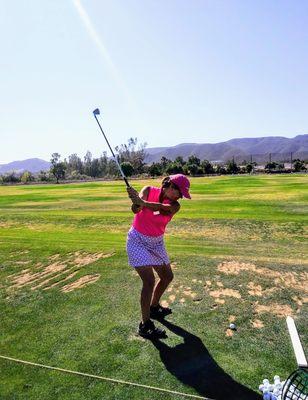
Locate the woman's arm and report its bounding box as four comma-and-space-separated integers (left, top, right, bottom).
129, 186, 150, 214
127, 187, 180, 216
141, 200, 180, 216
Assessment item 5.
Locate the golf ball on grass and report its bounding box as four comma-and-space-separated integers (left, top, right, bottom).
229, 323, 237, 330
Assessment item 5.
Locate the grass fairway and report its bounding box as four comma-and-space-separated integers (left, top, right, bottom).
0, 174, 307, 400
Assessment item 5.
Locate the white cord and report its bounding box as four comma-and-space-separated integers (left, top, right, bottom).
0, 355, 213, 400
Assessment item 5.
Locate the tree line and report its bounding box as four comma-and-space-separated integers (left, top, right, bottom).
1, 138, 307, 184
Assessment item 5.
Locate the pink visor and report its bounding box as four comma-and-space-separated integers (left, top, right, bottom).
169, 174, 191, 199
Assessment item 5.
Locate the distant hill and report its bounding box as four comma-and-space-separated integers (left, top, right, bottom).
0, 158, 51, 174
1, 134, 307, 174
144, 134, 308, 163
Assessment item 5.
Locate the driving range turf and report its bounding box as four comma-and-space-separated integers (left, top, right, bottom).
0, 174, 307, 399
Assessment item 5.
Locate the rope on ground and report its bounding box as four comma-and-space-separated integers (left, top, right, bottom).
0, 355, 213, 400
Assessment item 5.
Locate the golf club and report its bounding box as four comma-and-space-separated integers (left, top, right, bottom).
92, 108, 130, 187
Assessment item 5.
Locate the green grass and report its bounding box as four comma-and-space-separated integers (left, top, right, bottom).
0, 174, 307, 399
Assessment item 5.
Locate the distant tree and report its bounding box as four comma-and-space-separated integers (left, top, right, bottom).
148, 163, 162, 177
38, 170, 51, 182
246, 163, 253, 173
201, 160, 214, 174
165, 162, 184, 175
187, 155, 201, 166
83, 151, 93, 176
293, 159, 306, 172
98, 152, 109, 177
216, 165, 227, 175
1, 172, 20, 183
186, 163, 199, 176
115, 137, 147, 174
226, 159, 239, 174
174, 156, 185, 166
50, 153, 66, 183
120, 162, 134, 177
67, 153, 83, 174
265, 161, 278, 172
160, 156, 172, 173
107, 159, 119, 177
20, 171, 34, 184
91, 158, 101, 178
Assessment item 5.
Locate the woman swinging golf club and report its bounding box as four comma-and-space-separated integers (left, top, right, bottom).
92, 110, 191, 338
127, 174, 191, 339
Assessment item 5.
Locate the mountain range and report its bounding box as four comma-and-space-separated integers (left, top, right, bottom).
144, 134, 308, 163
0, 158, 51, 174
1, 134, 307, 173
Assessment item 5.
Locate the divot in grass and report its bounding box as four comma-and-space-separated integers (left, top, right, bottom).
253, 302, 293, 318
251, 319, 264, 329
6, 251, 115, 293
61, 274, 101, 292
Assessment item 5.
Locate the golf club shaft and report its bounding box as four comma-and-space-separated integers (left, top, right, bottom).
93, 114, 130, 187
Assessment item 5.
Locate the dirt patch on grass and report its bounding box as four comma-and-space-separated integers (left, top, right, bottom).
163, 282, 199, 305
218, 261, 308, 293
61, 274, 100, 292
7, 251, 115, 292
0, 221, 14, 228
251, 319, 264, 329
209, 288, 241, 300
225, 329, 234, 337
247, 282, 263, 296
161, 300, 170, 308
254, 302, 293, 318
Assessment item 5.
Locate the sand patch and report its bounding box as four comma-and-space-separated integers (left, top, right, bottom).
170, 262, 178, 270
0, 222, 13, 228
182, 290, 197, 298
169, 295, 176, 302
218, 261, 308, 294
209, 288, 241, 300
7, 251, 114, 292
254, 302, 293, 318
34, 271, 80, 291
69, 251, 115, 267
251, 319, 264, 329
229, 315, 236, 323
225, 329, 234, 337
61, 274, 100, 292
247, 282, 263, 296
9, 262, 68, 288
168, 223, 235, 241
161, 300, 170, 308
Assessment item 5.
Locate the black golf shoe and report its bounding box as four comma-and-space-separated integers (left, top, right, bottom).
138, 320, 167, 339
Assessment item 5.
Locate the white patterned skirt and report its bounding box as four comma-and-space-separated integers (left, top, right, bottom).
126, 227, 170, 268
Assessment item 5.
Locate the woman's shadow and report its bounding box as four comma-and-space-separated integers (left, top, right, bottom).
151, 319, 261, 400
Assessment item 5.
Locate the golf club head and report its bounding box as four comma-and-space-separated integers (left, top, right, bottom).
93, 108, 100, 116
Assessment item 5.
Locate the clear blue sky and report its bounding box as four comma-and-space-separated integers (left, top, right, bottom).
1, 0, 308, 164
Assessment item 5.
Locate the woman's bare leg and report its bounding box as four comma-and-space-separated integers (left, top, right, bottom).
151, 264, 174, 306
135, 266, 155, 323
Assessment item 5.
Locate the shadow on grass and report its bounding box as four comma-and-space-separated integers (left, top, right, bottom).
151, 319, 261, 400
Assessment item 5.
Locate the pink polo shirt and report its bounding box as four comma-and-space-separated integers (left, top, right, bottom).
132, 186, 173, 237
